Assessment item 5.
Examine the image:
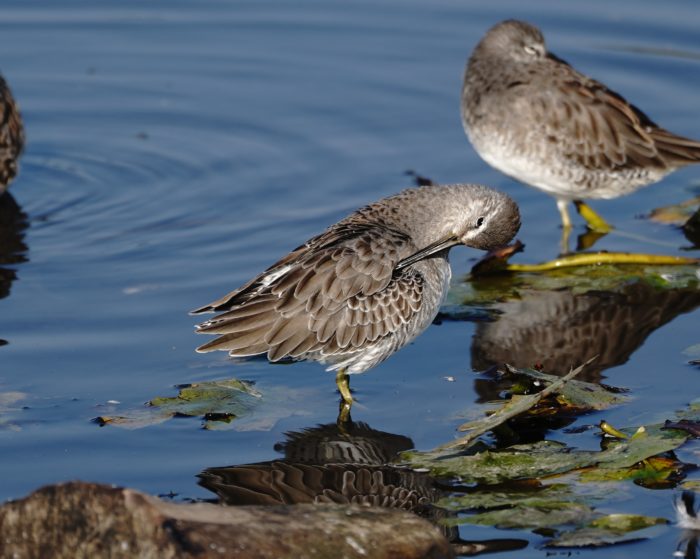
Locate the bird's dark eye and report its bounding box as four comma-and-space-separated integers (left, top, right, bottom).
476, 217, 485, 228
523, 45, 537, 55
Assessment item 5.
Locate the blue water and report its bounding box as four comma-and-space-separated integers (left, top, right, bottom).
1, 1, 699, 557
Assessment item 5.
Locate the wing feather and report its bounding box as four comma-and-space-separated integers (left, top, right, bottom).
526, 66, 700, 173
194, 220, 427, 369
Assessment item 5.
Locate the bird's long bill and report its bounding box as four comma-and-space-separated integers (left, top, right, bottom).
396, 236, 458, 270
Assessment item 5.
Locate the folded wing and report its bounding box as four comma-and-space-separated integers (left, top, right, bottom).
523, 63, 700, 172
193, 222, 425, 365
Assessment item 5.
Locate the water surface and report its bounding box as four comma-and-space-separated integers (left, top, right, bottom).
0, 1, 699, 557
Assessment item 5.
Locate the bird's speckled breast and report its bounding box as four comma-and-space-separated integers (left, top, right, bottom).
336, 256, 452, 375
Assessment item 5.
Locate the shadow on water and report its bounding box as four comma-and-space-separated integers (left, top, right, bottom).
199, 417, 528, 556
0, 3, 698, 558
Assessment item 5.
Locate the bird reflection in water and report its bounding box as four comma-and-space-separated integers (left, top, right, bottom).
683, 206, 700, 248
470, 281, 700, 385
0, 74, 24, 196
200, 420, 439, 512
199, 417, 527, 556
676, 491, 700, 559
0, 193, 29, 345
436, 277, 700, 445
0, 70, 27, 346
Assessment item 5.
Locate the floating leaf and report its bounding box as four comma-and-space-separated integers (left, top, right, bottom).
95, 379, 262, 429
150, 379, 261, 412
409, 390, 696, 549
580, 456, 686, 488
648, 195, 700, 225
673, 399, 700, 422
546, 514, 668, 548
444, 361, 592, 452
404, 441, 597, 484
438, 482, 575, 512
404, 417, 687, 484
499, 366, 628, 412
590, 513, 668, 531
546, 527, 644, 547
663, 419, 700, 438
595, 424, 687, 470
95, 407, 170, 429
94, 379, 318, 431
454, 500, 594, 531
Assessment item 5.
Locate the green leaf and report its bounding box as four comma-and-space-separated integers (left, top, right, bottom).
438, 482, 574, 511
149, 379, 261, 417
456, 500, 594, 530
648, 195, 700, 225
499, 366, 628, 412
95, 378, 262, 429
403, 422, 687, 484
595, 424, 687, 470
404, 441, 598, 484
546, 527, 643, 548
443, 361, 593, 452
579, 456, 683, 488
546, 514, 668, 548
94, 379, 318, 430
589, 514, 668, 531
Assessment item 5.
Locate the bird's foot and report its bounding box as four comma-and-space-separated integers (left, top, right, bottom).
574, 200, 613, 234
335, 369, 353, 404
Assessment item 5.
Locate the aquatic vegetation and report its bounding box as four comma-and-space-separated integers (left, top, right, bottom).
94, 379, 262, 429
401, 369, 699, 548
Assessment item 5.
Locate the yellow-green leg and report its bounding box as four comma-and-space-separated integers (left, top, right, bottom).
556, 199, 573, 254
335, 369, 353, 424
574, 200, 613, 233
556, 199, 573, 230
336, 369, 353, 406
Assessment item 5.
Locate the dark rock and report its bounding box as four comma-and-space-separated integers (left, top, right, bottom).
0, 481, 453, 559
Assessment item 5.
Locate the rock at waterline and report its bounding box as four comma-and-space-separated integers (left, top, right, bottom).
0, 481, 453, 559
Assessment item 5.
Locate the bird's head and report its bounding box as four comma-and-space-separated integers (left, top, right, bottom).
477, 20, 548, 64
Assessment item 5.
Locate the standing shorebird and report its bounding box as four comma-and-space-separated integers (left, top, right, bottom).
461, 19, 700, 250
192, 184, 520, 415
0, 75, 24, 194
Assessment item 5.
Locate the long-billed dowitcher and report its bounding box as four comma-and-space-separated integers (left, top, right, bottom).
0, 75, 24, 194
461, 20, 700, 248
192, 184, 520, 413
